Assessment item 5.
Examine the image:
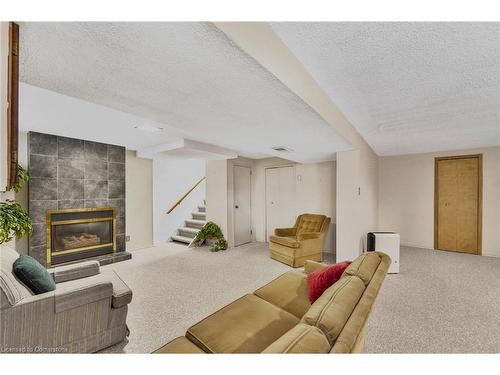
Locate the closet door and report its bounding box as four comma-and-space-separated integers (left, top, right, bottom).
435, 155, 481, 254
265, 166, 295, 241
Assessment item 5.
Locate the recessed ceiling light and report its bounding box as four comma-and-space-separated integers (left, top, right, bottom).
134, 125, 164, 132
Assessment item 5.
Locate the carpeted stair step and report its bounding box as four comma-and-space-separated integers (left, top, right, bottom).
192, 212, 206, 220
178, 227, 200, 238
185, 219, 206, 229
198, 205, 206, 213
171, 235, 192, 245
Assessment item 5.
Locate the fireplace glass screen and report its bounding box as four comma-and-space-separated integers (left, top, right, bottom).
46, 208, 116, 267
52, 221, 113, 253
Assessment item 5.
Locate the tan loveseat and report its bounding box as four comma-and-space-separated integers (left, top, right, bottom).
269, 214, 331, 268
0, 245, 132, 353
154, 251, 390, 354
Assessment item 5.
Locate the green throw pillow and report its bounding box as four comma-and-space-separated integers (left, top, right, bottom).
13, 255, 56, 294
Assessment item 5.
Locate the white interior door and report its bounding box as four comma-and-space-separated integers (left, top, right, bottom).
233, 166, 252, 246
265, 166, 296, 242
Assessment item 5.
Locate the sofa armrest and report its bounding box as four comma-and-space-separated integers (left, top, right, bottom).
49, 260, 100, 283
54, 280, 113, 313
304, 260, 328, 274
274, 227, 296, 236
298, 232, 320, 241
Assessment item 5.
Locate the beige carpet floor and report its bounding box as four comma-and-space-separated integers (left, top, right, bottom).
365, 246, 500, 353
101, 243, 500, 353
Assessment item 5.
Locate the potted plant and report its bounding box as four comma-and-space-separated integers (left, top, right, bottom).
192, 221, 228, 252
0, 165, 32, 244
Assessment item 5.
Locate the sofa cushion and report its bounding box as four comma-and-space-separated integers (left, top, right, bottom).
254, 271, 311, 318
342, 252, 382, 285
13, 255, 56, 295
269, 235, 300, 248
307, 261, 352, 303
263, 323, 331, 353
1, 246, 33, 308
186, 294, 299, 353
302, 275, 365, 344
153, 336, 206, 354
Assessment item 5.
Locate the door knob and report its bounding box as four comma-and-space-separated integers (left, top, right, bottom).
235, 205, 239, 208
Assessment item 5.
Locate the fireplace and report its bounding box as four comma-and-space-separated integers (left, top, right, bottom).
46, 208, 116, 267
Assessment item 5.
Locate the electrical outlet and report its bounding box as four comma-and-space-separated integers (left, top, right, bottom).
125, 235, 130, 242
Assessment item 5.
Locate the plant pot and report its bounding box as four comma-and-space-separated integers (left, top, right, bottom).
205, 237, 218, 246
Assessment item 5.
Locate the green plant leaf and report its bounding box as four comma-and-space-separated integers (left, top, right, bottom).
192, 221, 227, 252
0, 199, 33, 244
10, 165, 30, 193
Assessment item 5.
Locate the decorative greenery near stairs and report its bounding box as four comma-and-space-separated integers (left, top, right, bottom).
0, 165, 32, 244
0, 200, 33, 244
192, 221, 228, 252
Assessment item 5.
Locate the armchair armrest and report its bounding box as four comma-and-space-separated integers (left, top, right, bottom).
49, 260, 100, 283
298, 232, 320, 241
304, 260, 328, 274
274, 227, 297, 237
54, 280, 113, 313
12, 280, 113, 314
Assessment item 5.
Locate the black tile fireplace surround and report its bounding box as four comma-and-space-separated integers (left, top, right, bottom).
28, 132, 131, 267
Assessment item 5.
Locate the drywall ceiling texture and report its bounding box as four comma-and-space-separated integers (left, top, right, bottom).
271, 22, 500, 156
19, 22, 351, 163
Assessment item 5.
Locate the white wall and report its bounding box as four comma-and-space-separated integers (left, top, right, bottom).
336, 147, 379, 261
205, 160, 228, 238
379, 147, 500, 257
126, 150, 153, 250
153, 157, 205, 244
251, 157, 337, 253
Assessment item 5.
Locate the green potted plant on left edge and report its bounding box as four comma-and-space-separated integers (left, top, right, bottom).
0, 165, 32, 245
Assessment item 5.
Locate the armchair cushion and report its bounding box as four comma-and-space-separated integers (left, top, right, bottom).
13, 255, 56, 295
274, 227, 296, 237
1, 246, 33, 308
50, 260, 100, 283
298, 232, 320, 241
296, 214, 326, 236
269, 235, 300, 248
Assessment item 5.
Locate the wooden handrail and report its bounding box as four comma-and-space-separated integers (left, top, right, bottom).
166, 176, 206, 214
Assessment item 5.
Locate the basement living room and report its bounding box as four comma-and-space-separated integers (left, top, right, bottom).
0, 5, 499, 372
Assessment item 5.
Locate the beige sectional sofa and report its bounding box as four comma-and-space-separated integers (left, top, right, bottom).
154, 251, 390, 354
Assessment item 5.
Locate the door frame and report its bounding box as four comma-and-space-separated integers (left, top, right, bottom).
233, 165, 252, 246
264, 164, 296, 242
434, 154, 483, 254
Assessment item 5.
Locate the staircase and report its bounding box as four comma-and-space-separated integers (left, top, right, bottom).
170, 202, 206, 246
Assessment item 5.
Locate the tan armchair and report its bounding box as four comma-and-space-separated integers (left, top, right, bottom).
269, 214, 330, 267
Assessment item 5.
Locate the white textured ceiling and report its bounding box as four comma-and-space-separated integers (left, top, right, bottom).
19, 22, 351, 162
271, 22, 500, 155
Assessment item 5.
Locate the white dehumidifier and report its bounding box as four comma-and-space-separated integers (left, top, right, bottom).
366, 232, 400, 274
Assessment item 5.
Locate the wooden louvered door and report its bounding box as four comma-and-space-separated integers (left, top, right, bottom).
435, 155, 482, 255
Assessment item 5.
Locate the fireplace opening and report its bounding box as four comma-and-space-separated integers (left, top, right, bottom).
46, 208, 116, 267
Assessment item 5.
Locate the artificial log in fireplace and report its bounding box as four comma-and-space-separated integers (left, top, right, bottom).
46, 208, 116, 267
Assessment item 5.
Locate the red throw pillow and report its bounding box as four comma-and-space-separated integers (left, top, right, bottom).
307, 261, 352, 304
